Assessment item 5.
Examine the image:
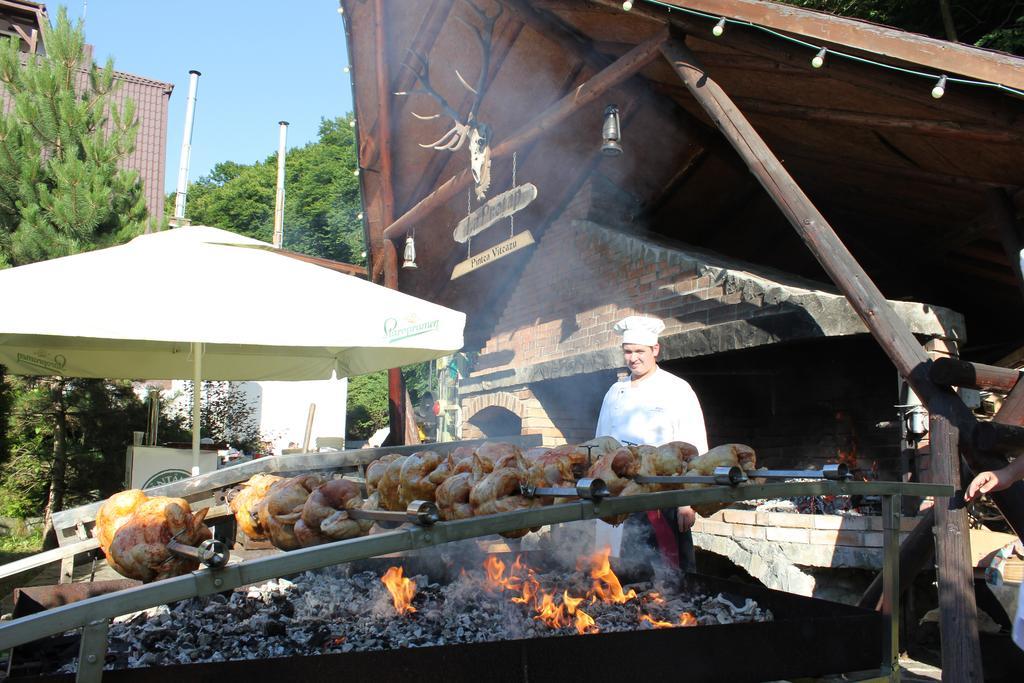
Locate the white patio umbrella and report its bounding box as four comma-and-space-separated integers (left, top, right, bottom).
0, 226, 466, 473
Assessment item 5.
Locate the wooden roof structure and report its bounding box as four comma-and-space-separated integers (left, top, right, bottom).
343, 3, 1024, 677
343, 0, 1023, 360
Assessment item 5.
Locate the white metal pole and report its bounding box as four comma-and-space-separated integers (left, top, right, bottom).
191, 342, 203, 476
173, 70, 202, 223
273, 121, 289, 248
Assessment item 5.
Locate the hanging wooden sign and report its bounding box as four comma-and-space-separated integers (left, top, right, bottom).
451, 230, 535, 280
453, 183, 538, 244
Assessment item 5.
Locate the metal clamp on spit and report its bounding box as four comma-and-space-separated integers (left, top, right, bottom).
166, 535, 230, 570
345, 500, 440, 526
634, 465, 747, 487
520, 477, 611, 501
749, 463, 850, 481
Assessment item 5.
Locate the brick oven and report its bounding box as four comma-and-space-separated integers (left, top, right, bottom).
457, 209, 963, 482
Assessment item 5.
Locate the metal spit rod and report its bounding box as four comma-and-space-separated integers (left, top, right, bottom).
346, 500, 440, 525
521, 477, 609, 500
748, 463, 850, 481
635, 466, 747, 487
166, 538, 230, 569
634, 463, 849, 487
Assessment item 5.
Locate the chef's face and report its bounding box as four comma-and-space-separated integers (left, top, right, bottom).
623, 343, 659, 380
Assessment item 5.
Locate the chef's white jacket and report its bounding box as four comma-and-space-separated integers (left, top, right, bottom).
595, 366, 708, 452
593, 366, 707, 556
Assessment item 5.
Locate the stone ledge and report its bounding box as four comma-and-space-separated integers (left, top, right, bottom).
693, 510, 913, 550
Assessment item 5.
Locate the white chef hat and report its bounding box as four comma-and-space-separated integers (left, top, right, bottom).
613, 315, 665, 346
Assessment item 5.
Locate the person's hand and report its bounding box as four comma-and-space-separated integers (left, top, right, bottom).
677, 505, 696, 531
965, 470, 1010, 502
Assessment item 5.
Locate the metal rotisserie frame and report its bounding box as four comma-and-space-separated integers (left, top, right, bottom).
0, 480, 951, 682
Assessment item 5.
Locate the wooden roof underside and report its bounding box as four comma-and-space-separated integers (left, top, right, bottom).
344, 0, 1024, 360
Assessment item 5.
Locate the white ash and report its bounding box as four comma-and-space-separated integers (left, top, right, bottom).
54, 563, 772, 674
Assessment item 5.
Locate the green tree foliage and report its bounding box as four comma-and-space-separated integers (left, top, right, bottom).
0, 377, 147, 518
0, 8, 148, 267
168, 381, 262, 454
779, 1, 1024, 54
178, 115, 365, 264
346, 371, 388, 441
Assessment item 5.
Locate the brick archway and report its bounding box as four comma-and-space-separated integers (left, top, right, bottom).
462, 391, 526, 423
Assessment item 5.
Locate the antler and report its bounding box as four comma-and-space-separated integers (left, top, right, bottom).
453, 0, 502, 121
393, 0, 502, 159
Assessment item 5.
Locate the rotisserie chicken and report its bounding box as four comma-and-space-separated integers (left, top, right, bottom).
257, 474, 324, 550
94, 489, 149, 555
295, 479, 372, 546
470, 452, 542, 538
377, 455, 408, 511
230, 473, 283, 541
398, 450, 453, 507
684, 444, 758, 517
107, 497, 211, 582
366, 453, 403, 495
436, 454, 487, 520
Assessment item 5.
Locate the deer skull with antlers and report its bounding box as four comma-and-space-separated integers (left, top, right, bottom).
396, 0, 501, 201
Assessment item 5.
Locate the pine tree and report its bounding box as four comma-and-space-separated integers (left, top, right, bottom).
0, 8, 147, 267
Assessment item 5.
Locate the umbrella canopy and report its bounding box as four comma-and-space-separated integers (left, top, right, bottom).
0, 226, 466, 473
0, 226, 466, 380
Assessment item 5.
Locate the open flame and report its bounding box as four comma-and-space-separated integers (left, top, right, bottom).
585, 547, 637, 604
481, 547, 674, 635
381, 566, 417, 615
679, 612, 697, 627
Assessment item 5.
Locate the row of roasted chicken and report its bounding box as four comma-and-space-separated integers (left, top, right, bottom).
91, 439, 758, 583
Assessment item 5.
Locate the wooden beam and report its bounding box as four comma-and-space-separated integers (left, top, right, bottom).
733, 97, 1024, 145
930, 358, 1020, 393
660, 37, 990, 680
583, 0, 1022, 130
382, 26, 670, 240
655, 0, 1024, 92
988, 188, 1024, 302
274, 249, 367, 278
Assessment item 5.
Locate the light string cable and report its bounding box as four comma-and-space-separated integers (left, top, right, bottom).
634, 0, 1024, 99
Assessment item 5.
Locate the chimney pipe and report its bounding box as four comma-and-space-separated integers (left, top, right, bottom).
273, 121, 289, 248
172, 70, 201, 225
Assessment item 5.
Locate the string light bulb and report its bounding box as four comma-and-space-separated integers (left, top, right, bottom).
353, 168, 360, 177
931, 75, 947, 99
336, 5, 344, 14
343, 66, 351, 74
811, 48, 827, 69
357, 212, 364, 220
712, 18, 726, 37
349, 118, 356, 128
622, 0, 633, 10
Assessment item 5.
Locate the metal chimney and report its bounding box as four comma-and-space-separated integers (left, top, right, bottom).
273, 121, 289, 248
172, 70, 201, 225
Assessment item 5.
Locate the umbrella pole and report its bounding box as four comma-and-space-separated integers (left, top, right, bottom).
191, 342, 203, 476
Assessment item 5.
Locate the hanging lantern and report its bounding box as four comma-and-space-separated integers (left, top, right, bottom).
402, 235, 418, 269
601, 104, 622, 156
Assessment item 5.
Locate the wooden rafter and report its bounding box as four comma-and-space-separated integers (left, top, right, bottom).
656, 0, 1024, 92
582, 0, 1022, 129
988, 188, 1024, 302
382, 25, 670, 240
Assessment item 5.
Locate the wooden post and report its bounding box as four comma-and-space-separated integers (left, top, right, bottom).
660, 36, 984, 680
930, 412, 984, 681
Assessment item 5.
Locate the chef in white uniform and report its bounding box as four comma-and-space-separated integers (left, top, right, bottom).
595, 315, 708, 570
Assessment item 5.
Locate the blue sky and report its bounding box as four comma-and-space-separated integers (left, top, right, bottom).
62, 1, 353, 194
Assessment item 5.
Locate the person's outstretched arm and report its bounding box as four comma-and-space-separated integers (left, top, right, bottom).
965, 456, 1024, 502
